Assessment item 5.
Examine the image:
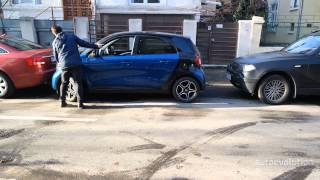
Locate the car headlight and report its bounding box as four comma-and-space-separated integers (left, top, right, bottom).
242, 64, 256, 72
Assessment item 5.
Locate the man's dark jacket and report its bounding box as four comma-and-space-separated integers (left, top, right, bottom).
53, 32, 98, 69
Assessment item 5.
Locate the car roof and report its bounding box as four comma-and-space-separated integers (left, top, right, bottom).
108, 31, 187, 39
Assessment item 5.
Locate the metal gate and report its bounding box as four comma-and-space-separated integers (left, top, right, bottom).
197, 22, 238, 65
90, 14, 192, 42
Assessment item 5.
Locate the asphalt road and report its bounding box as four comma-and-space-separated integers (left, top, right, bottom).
0, 68, 320, 180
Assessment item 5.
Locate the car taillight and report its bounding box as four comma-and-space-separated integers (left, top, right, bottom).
195, 55, 202, 68
26, 57, 48, 66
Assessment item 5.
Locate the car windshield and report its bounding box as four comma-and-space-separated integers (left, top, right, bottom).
284, 35, 320, 54
0, 37, 44, 51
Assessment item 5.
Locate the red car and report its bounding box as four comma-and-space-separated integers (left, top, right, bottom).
0, 36, 56, 98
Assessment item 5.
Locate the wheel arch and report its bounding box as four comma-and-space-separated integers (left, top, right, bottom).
255, 71, 297, 98
0, 69, 16, 88
169, 74, 203, 92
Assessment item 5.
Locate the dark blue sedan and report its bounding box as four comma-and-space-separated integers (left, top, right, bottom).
52, 32, 206, 103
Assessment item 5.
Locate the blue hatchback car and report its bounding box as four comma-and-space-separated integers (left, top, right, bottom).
52, 32, 206, 103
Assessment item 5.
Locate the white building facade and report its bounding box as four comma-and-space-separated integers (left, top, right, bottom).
93, 0, 215, 41
2, 0, 64, 20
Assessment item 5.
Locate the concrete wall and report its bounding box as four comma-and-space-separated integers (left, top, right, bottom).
237, 16, 283, 57
183, 20, 197, 43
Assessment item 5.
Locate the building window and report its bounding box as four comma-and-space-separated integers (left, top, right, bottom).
148, 0, 160, 3
12, 0, 41, 4
131, 0, 160, 4
289, 23, 295, 34
290, 0, 300, 10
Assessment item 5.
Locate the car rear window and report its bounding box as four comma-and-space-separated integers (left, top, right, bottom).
0, 37, 44, 51
171, 37, 197, 54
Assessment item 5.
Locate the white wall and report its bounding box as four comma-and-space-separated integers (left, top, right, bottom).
97, 0, 201, 9
237, 16, 284, 57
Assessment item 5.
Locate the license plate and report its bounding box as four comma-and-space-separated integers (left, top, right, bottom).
226, 73, 231, 80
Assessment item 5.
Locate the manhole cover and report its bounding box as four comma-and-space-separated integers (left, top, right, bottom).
0, 129, 24, 139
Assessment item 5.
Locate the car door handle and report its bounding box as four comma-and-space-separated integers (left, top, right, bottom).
121, 61, 131, 64
160, 60, 169, 63
121, 61, 132, 66
294, 65, 302, 68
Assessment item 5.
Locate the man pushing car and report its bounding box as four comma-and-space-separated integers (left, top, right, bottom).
51, 25, 102, 109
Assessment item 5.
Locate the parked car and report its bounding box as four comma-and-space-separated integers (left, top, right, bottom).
52, 32, 206, 103
0, 36, 56, 98
227, 32, 320, 105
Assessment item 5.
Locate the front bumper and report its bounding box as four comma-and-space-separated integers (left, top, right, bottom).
226, 68, 258, 94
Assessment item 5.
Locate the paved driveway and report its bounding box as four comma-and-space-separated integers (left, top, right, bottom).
0, 69, 319, 180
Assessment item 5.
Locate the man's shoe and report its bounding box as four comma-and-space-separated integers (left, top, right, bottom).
78, 102, 85, 109
61, 101, 67, 108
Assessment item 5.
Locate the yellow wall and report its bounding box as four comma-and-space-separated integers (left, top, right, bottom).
263, 0, 320, 45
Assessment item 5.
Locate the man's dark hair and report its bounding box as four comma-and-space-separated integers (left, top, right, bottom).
51, 25, 63, 34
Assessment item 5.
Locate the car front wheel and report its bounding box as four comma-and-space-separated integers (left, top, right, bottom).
0, 73, 14, 98
258, 75, 292, 105
172, 77, 200, 103
57, 77, 77, 102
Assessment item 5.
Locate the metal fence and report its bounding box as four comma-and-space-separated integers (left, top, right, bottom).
0, 19, 22, 38
34, 19, 74, 47
0, 19, 74, 47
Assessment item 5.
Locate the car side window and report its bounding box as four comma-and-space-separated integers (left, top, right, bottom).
0, 48, 8, 54
137, 37, 177, 55
100, 36, 135, 56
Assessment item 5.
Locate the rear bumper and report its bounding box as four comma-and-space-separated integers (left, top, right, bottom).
14, 69, 56, 89
193, 67, 206, 90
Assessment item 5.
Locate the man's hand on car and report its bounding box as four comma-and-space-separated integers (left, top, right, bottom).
96, 43, 103, 49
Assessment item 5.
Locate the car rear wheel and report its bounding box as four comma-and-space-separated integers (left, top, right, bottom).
57, 77, 77, 102
172, 77, 200, 103
258, 75, 291, 105
0, 73, 14, 98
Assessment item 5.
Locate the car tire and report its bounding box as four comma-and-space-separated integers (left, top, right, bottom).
172, 77, 200, 103
57, 77, 77, 102
258, 75, 291, 105
0, 73, 15, 98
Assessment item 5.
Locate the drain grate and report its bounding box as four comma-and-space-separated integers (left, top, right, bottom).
0, 129, 24, 139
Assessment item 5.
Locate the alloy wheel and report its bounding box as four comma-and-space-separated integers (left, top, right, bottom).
264, 80, 286, 102
175, 80, 198, 102
0, 76, 8, 97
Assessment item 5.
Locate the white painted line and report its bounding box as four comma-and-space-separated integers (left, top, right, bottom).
0, 116, 97, 122
90, 102, 230, 106
0, 99, 54, 103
